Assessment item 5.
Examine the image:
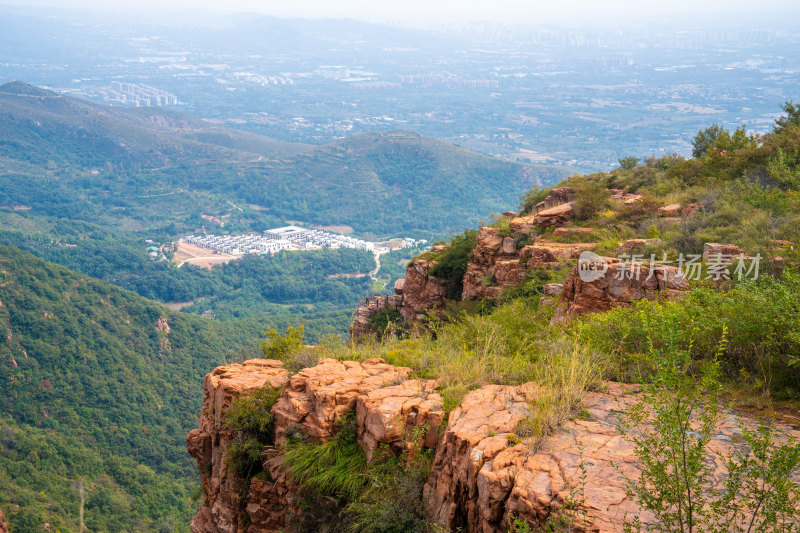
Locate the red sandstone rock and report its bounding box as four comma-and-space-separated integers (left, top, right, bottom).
552, 227, 595, 238
614, 238, 661, 255
272, 358, 412, 445
553, 257, 689, 322
533, 203, 574, 228
702, 242, 746, 261
356, 378, 444, 461
350, 294, 403, 339
658, 203, 681, 216
424, 383, 542, 531
0, 509, 7, 533
534, 187, 575, 211
399, 259, 449, 324
187, 359, 289, 533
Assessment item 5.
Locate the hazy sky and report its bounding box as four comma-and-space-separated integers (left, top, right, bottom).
7, 0, 800, 25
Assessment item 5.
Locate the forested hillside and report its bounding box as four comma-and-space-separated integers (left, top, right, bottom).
0, 245, 271, 531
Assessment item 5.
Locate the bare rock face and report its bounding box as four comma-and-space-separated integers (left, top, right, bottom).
657, 203, 681, 216
552, 257, 689, 322
357, 378, 445, 461
349, 293, 404, 339
272, 358, 412, 445
702, 242, 746, 261
399, 259, 450, 324
424, 383, 542, 531
614, 238, 661, 255
552, 227, 595, 238
532, 203, 574, 228
187, 359, 290, 533
534, 187, 576, 211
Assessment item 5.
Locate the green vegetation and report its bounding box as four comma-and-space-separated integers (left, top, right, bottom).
224, 386, 282, 479
423, 229, 478, 299
618, 324, 800, 532
0, 245, 272, 531
283, 413, 432, 533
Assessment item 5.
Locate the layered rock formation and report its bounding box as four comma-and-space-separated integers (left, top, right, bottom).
461, 226, 595, 301
349, 293, 403, 338
190, 358, 444, 532
189, 359, 800, 533
553, 255, 689, 322
399, 258, 451, 324
187, 359, 290, 533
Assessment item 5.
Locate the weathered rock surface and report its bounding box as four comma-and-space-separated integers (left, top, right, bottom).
399, 259, 450, 324
0, 509, 7, 533
424, 383, 542, 531
609, 188, 642, 204
552, 256, 689, 322
702, 242, 746, 261
349, 293, 403, 339
657, 203, 681, 216
427, 381, 800, 533
552, 227, 595, 238
357, 378, 444, 460
187, 359, 290, 533
272, 358, 412, 445
533, 203, 574, 228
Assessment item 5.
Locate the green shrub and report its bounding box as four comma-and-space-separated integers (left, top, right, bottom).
428, 229, 478, 299
223, 385, 282, 478
367, 307, 406, 340
261, 324, 305, 360
283, 413, 432, 533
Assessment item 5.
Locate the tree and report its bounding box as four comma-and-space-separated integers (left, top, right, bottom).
774, 101, 800, 134
618, 156, 640, 170
691, 125, 758, 158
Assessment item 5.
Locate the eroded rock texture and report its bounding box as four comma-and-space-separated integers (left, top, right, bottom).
553, 256, 689, 322
186, 359, 290, 533
399, 259, 450, 324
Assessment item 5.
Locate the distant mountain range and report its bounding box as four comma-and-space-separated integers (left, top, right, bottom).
0, 81, 568, 237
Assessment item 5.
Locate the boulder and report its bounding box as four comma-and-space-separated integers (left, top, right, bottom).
552, 227, 595, 238
609, 189, 642, 204
658, 203, 681, 216
534, 186, 575, 211
532, 203, 574, 228
187, 359, 290, 533
0, 510, 7, 533
614, 238, 661, 255
510, 215, 537, 235
394, 278, 405, 295
702, 242, 746, 261
356, 379, 445, 461
272, 358, 412, 445
682, 203, 702, 218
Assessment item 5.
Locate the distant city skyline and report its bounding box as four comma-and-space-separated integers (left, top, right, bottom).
6, 0, 800, 26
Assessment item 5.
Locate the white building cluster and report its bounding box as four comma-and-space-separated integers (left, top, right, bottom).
102, 82, 179, 107
184, 234, 291, 255
183, 226, 387, 256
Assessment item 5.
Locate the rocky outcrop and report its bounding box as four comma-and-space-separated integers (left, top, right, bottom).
461, 227, 594, 301
702, 242, 746, 261
349, 293, 403, 338
533, 203, 574, 228
609, 188, 642, 204
187, 359, 290, 533
424, 383, 542, 531
357, 378, 444, 461
425, 381, 800, 533
552, 255, 689, 322
682, 203, 702, 217
0, 509, 7, 533
272, 358, 413, 445
399, 259, 450, 324
189, 358, 442, 533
